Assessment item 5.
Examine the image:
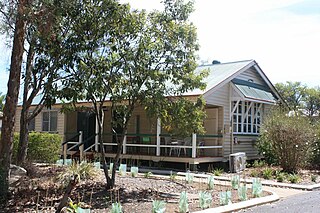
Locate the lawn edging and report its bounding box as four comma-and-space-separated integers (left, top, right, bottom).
210, 175, 320, 191
193, 189, 279, 213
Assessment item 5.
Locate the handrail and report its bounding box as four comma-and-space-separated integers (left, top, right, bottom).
62, 132, 80, 146
197, 134, 223, 138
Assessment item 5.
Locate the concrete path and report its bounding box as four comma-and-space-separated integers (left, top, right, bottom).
241, 189, 319, 212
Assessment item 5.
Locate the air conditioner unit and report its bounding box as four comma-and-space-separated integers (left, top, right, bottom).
229, 152, 246, 173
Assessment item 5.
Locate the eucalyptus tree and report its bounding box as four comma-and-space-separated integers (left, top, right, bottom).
0, 0, 28, 203
57, 0, 207, 189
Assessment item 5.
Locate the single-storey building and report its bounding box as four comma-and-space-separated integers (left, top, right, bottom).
14, 59, 283, 165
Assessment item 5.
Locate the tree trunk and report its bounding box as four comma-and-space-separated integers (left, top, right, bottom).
17, 39, 35, 165
0, 0, 27, 204
55, 175, 79, 213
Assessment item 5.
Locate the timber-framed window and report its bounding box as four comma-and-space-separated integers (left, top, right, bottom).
232, 101, 262, 134
42, 111, 58, 132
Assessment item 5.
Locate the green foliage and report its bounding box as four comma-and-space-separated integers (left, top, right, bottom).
12, 132, 61, 163
199, 191, 212, 209
111, 202, 122, 213
257, 108, 315, 173
252, 160, 266, 168
252, 178, 263, 198
178, 191, 189, 213
231, 175, 240, 189
152, 200, 166, 213
207, 175, 214, 190
238, 185, 247, 201
185, 171, 194, 184
0, 92, 5, 111
219, 191, 231, 206
130, 166, 138, 177
250, 170, 260, 177
118, 164, 126, 177
275, 171, 286, 182
58, 161, 97, 184
213, 168, 224, 176
67, 198, 91, 213
262, 168, 273, 180
170, 171, 177, 181
275, 81, 306, 111
311, 175, 317, 182
144, 171, 153, 178
288, 173, 300, 183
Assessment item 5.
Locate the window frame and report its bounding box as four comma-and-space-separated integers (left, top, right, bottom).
42, 110, 58, 132
232, 101, 262, 135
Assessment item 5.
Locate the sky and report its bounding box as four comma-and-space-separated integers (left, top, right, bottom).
0, 0, 320, 93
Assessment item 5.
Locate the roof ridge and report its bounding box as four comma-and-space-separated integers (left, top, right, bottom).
198, 59, 253, 67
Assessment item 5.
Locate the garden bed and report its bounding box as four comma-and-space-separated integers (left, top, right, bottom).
2, 164, 271, 212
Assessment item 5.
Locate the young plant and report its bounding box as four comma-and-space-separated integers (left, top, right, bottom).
207, 175, 214, 190
144, 171, 153, 178
237, 185, 247, 201
130, 166, 139, 177
170, 171, 177, 181
252, 178, 263, 198
288, 173, 300, 183
250, 170, 260, 177
152, 200, 166, 213
58, 161, 96, 185
213, 168, 224, 176
111, 202, 122, 213
199, 191, 212, 209
185, 171, 194, 184
219, 191, 231, 206
262, 167, 273, 180
178, 191, 189, 213
275, 171, 286, 182
67, 198, 91, 213
231, 175, 240, 189
119, 164, 127, 177
253, 160, 266, 168
311, 175, 317, 183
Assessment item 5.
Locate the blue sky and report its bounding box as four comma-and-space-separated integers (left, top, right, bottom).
0, 0, 320, 94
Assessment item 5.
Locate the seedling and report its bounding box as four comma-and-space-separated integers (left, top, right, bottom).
238, 185, 247, 201
179, 191, 189, 213
199, 191, 212, 209
252, 178, 262, 197
130, 167, 139, 177
152, 200, 166, 213
219, 191, 231, 206
207, 175, 214, 190
111, 202, 122, 213
231, 175, 240, 189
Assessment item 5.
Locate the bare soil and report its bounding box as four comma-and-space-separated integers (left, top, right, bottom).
1, 164, 271, 213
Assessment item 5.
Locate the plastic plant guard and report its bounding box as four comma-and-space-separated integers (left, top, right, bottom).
179, 191, 189, 213
199, 191, 212, 209
238, 185, 248, 201
93, 162, 101, 169
64, 159, 72, 165
109, 163, 114, 173
219, 191, 232, 206
252, 178, 263, 197
119, 164, 127, 176
130, 166, 139, 177
152, 200, 166, 213
207, 175, 215, 190
185, 171, 194, 184
111, 202, 122, 213
231, 175, 240, 189
56, 159, 63, 166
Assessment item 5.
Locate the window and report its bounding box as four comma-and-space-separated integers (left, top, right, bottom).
232, 101, 262, 134
28, 117, 35, 131
42, 111, 58, 132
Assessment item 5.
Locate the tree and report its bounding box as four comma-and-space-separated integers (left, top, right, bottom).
0, 0, 28, 203
56, 0, 207, 189
0, 92, 5, 111
303, 87, 320, 120
275, 81, 306, 111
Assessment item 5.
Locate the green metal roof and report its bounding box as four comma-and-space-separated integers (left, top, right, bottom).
232, 79, 276, 103
185, 60, 254, 95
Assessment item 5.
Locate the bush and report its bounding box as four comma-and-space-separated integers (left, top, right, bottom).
288, 173, 300, 183
257, 108, 315, 173
12, 132, 62, 163
275, 171, 286, 182
262, 168, 273, 180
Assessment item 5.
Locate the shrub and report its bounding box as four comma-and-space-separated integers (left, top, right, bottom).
275, 171, 286, 182
144, 171, 153, 178
213, 168, 224, 176
250, 170, 260, 177
12, 132, 61, 163
262, 168, 273, 180
288, 173, 300, 183
257, 108, 315, 173
58, 161, 97, 185
252, 160, 266, 168
311, 175, 317, 183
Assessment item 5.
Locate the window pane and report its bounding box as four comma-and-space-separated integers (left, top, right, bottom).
43, 121, 49, 131
28, 118, 35, 131
50, 111, 58, 132
43, 112, 49, 121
